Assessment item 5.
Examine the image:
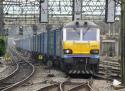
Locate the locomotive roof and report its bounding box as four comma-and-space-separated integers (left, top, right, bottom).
64, 21, 98, 28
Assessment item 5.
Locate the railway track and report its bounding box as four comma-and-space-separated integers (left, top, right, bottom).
0, 49, 35, 91
98, 57, 121, 79
37, 78, 94, 91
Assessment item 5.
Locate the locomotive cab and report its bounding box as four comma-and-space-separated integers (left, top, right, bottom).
62, 21, 100, 74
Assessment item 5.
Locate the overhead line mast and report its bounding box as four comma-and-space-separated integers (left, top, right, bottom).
0, 1, 4, 35
121, 0, 125, 85
72, 0, 82, 21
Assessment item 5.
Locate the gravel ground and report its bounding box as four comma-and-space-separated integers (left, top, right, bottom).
0, 59, 17, 80
12, 63, 125, 91
12, 64, 67, 91
0, 64, 6, 73
92, 80, 125, 91
0, 65, 16, 79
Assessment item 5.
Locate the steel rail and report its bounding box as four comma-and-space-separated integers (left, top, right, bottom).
68, 80, 95, 91
36, 83, 60, 91
38, 81, 94, 91
67, 83, 91, 91
60, 81, 83, 91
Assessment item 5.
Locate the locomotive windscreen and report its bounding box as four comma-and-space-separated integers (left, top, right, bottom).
65, 27, 98, 41
66, 28, 81, 40
82, 28, 97, 41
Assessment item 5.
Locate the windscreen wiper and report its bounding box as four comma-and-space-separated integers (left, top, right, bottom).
83, 27, 90, 39
73, 27, 80, 36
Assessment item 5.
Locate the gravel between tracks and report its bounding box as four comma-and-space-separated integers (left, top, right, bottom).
0, 58, 17, 80
0, 65, 16, 80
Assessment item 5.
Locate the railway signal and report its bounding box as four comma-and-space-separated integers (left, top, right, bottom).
19, 26, 23, 35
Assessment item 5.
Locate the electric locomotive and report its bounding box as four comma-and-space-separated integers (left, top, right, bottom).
61, 21, 100, 74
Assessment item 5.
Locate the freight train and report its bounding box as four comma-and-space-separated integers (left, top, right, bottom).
15, 20, 100, 74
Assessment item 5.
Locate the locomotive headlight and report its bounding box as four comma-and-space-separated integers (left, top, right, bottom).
65, 50, 70, 53
90, 50, 99, 54
63, 49, 72, 54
